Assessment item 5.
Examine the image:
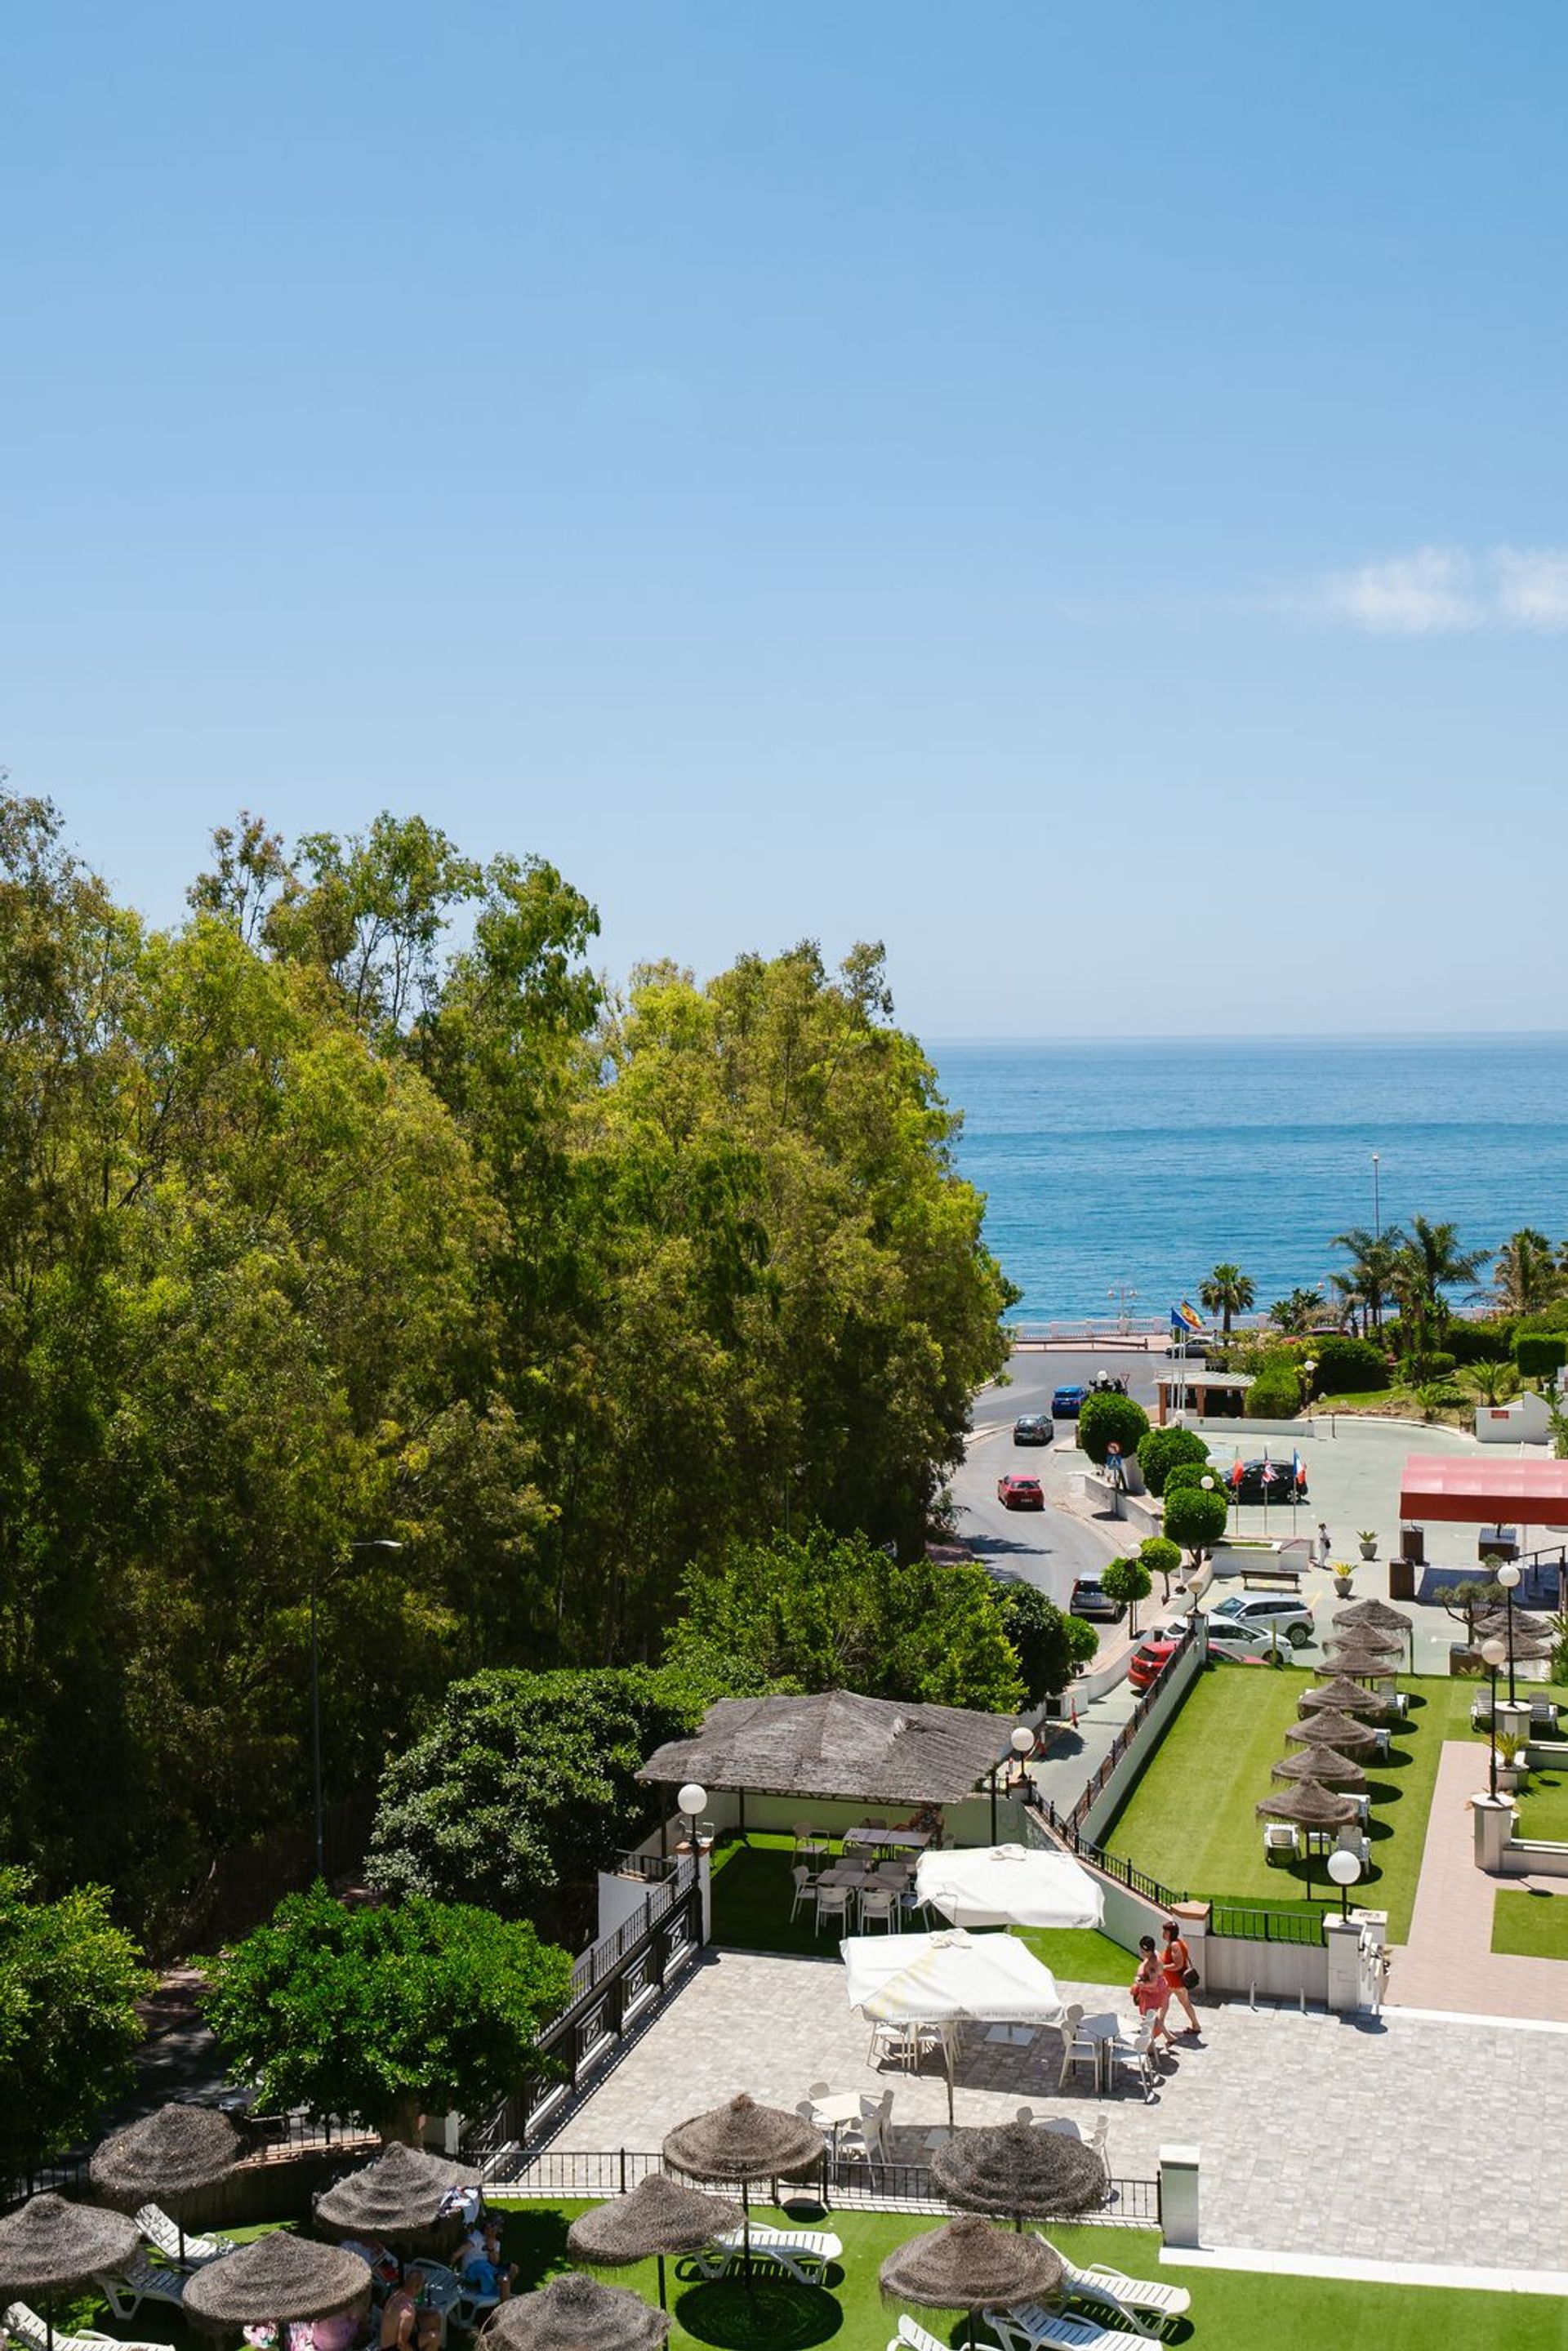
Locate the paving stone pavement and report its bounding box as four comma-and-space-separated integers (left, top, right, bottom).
548, 1946, 1568, 2272
1389, 1740, 1568, 2019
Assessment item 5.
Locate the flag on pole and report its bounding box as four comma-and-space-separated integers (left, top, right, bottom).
1292, 1449, 1307, 1491
1171, 1301, 1205, 1335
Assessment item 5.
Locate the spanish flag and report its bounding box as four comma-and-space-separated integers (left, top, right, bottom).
1171, 1300, 1205, 1335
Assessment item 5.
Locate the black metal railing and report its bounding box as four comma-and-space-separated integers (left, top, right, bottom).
1209, 1905, 1325, 1947
482, 2145, 1160, 2228
1060, 1625, 1199, 1837
570, 1856, 695, 2002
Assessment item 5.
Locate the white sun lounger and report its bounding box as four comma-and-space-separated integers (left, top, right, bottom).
689, 2226, 842, 2285
93, 2255, 189, 2322
1030, 2235, 1192, 2336
986, 2300, 1131, 2351
135, 2203, 235, 2267
6, 2302, 175, 2351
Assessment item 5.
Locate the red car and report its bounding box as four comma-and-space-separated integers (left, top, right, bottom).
1128, 1632, 1182, 1692
996, 1473, 1045, 1510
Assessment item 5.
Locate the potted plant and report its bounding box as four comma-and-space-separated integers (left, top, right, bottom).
1494, 1730, 1530, 1793
1357, 1530, 1379, 1561
1332, 1561, 1356, 1599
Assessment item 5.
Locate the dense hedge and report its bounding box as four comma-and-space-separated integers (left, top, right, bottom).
1514, 1334, 1568, 1379
1307, 1334, 1388, 1394
1137, 1425, 1212, 1497
1247, 1350, 1302, 1418
1076, 1391, 1151, 1466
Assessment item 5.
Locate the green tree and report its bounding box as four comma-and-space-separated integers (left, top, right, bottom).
668, 1527, 1023, 1712
1267, 1289, 1322, 1338
1135, 1427, 1210, 1498
1139, 1535, 1183, 1603
1490, 1229, 1561, 1319
1391, 1216, 1490, 1356
1163, 1484, 1228, 1568
1330, 1227, 1406, 1340
202, 1886, 572, 2145
1101, 1556, 1152, 1636
1075, 1392, 1151, 1467
0, 1870, 151, 2179
995, 1584, 1098, 1706
1198, 1264, 1254, 1338
1468, 1360, 1520, 1407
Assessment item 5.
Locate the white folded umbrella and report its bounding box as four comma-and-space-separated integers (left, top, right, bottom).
841, 1928, 1067, 2125
915, 1842, 1104, 1930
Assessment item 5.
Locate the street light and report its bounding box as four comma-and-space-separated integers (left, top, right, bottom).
1497, 1560, 1522, 1704
1371, 1153, 1381, 1240
1325, 1846, 1361, 1921
677, 1782, 708, 1853
1481, 1637, 1507, 1798
1009, 1722, 1035, 1791
1303, 1357, 1317, 1418
312, 1538, 403, 1881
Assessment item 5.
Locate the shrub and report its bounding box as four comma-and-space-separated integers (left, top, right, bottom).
1516, 1298, 1568, 1334
1514, 1334, 1568, 1380
1247, 1351, 1302, 1418
1100, 1556, 1152, 1636
1441, 1319, 1516, 1365
1137, 1426, 1211, 1498
1163, 1485, 1229, 1561
996, 1584, 1098, 1705
1401, 1351, 1456, 1384
1307, 1335, 1388, 1394
1076, 1392, 1151, 1467
1163, 1460, 1216, 1498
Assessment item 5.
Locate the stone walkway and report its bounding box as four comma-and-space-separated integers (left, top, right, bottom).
1388, 1741, 1568, 2020
545, 1945, 1568, 2272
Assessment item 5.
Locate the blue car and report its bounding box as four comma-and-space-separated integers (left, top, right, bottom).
1052, 1385, 1087, 1418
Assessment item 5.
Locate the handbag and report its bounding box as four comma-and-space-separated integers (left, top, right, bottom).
1183, 1966, 1200, 1988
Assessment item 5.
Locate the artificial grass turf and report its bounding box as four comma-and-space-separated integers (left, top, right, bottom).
482, 2200, 1564, 2351
1099, 1666, 1488, 1940
708, 1837, 1132, 1983
1512, 1765, 1568, 1841
1493, 1886, 1568, 1959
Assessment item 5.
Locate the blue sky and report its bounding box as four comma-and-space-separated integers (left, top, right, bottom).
3, 3, 1566, 1037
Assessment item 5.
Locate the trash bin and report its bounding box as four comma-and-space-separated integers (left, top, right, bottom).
1388, 1556, 1415, 1601
1401, 1522, 1426, 1565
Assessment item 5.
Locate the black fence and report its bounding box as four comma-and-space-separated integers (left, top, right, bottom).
1209, 1904, 1325, 1947
1062, 1627, 1198, 1838
569, 1858, 695, 2005
483, 2146, 1160, 2229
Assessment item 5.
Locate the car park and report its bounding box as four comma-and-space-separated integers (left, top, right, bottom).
1209, 1591, 1316, 1648
1069, 1577, 1121, 1620
996, 1473, 1045, 1510
1013, 1414, 1054, 1445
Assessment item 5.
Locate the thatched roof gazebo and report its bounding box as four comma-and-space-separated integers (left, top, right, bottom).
879, 2216, 1061, 2347
1299, 1676, 1393, 1720
567, 2176, 743, 2310
479, 2275, 670, 2351
931, 2120, 1108, 2222
662, 2096, 824, 2270
1332, 1599, 1413, 1639
314, 2143, 480, 2246
1283, 1708, 1378, 1753
0, 2195, 143, 2346
182, 2235, 372, 2332
1270, 1746, 1367, 1788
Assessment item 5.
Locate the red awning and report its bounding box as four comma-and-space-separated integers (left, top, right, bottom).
1399, 1453, 1568, 1528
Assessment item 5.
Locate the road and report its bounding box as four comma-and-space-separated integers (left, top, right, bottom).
950, 1345, 1172, 1610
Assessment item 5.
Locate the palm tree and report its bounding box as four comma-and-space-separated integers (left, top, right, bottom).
1199, 1263, 1254, 1338
1269, 1287, 1322, 1338
1490, 1228, 1561, 1319
1391, 1215, 1490, 1355
1330, 1225, 1406, 1339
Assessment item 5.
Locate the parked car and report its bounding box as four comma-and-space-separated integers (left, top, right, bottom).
1128, 1631, 1183, 1692
1052, 1385, 1087, 1418
1069, 1576, 1122, 1621
1013, 1413, 1055, 1446
1195, 1614, 1293, 1664
1227, 1458, 1309, 1503
1209, 1592, 1316, 1648
996, 1473, 1045, 1510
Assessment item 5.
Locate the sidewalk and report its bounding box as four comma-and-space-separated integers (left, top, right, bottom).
1026, 1672, 1141, 1818
1388, 1740, 1568, 2021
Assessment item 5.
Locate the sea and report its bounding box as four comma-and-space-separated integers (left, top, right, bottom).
929, 1035, 1568, 1325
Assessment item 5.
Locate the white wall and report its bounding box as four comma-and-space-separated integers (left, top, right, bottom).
1474, 1394, 1552, 1445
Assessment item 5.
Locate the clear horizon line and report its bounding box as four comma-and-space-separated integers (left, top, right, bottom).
921, 1027, 1568, 1046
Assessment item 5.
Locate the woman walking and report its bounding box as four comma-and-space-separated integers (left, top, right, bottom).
1160, 1917, 1202, 2036
1130, 1935, 1174, 2052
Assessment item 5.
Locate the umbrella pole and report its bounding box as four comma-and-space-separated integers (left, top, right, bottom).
657, 2254, 666, 2311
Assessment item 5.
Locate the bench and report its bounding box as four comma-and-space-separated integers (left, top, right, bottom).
1240, 1567, 1302, 1592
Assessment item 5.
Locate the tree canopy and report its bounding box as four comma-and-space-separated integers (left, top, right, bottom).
0, 1869, 151, 2177
994, 1583, 1098, 1706
201, 1886, 572, 2144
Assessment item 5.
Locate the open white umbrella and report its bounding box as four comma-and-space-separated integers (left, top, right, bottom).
842, 1929, 1067, 2124
915, 1844, 1103, 1930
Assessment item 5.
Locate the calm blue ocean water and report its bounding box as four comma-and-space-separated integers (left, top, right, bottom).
929, 1035, 1568, 1324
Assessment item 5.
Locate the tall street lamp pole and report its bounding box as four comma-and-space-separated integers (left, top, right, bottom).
1481, 1637, 1507, 1800
313, 1538, 404, 1881
1371, 1153, 1381, 1241
1497, 1560, 1521, 1705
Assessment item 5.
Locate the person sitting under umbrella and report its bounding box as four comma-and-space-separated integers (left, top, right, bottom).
380, 2269, 440, 2351
457, 2222, 517, 2302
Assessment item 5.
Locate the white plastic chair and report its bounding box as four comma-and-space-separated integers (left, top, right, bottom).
1263, 1822, 1298, 1865
1109, 2016, 1159, 2100
1056, 2003, 1098, 2091
858, 1886, 898, 1932
814, 1882, 852, 1934
789, 1863, 815, 1921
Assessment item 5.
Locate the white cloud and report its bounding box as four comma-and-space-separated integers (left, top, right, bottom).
1303, 544, 1568, 635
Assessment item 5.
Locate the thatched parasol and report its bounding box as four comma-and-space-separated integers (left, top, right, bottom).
1322, 1639, 1401, 1679
482, 2274, 670, 2351
662, 2096, 823, 2274
567, 2175, 743, 2310
1472, 1609, 1555, 1659
0, 2196, 144, 2351
1332, 1599, 1412, 1637
1299, 1677, 1392, 1719
1269, 1746, 1367, 1788
91, 2104, 243, 2264
931, 2120, 1108, 2223
182, 2233, 372, 2331
1255, 1781, 1358, 1826
879, 2215, 1061, 2348
1284, 1709, 1377, 1752
314, 2143, 480, 2246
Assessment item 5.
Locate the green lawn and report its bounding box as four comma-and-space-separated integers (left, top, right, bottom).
709, 1836, 1132, 1983
1101, 1666, 1486, 1940
1513, 1765, 1568, 1841
1493, 1886, 1568, 1960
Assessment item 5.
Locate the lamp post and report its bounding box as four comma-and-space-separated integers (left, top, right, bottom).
1481, 1637, 1507, 1799
677, 1781, 708, 1853
312, 1538, 403, 1881
1009, 1722, 1036, 1791
1325, 1846, 1361, 1921
1303, 1357, 1317, 1415
1497, 1560, 1521, 1704
1372, 1152, 1381, 1241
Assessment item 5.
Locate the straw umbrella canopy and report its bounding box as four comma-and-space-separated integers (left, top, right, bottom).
1269, 1746, 1367, 1788
662, 2095, 823, 2272
314, 2143, 481, 2246
1322, 1638, 1401, 1678
1284, 1708, 1378, 1752
1299, 1676, 1393, 1720
1332, 1599, 1413, 1638
183, 2234, 372, 2331
0, 2195, 145, 2350
879, 2215, 1061, 2349
931, 2120, 1108, 2224
1254, 1779, 1358, 1893
1473, 1608, 1555, 1658
91, 2104, 243, 2264
567, 2175, 743, 2311
483, 2275, 670, 2351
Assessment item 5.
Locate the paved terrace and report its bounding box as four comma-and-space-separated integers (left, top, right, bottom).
546, 1945, 1568, 2273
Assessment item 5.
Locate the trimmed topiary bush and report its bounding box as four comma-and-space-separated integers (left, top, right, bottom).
1308, 1334, 1388, 1394
1442, 1319, 1516, 1365
1162, 1460, 1216, 1498
1514, 1333, 1568, 1381
1163, 1484, 1229, 1561
1246, 1350, 1302, 1418
1137, 1425, 1211, 1498
1076, 1391, 1151, 1467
